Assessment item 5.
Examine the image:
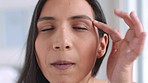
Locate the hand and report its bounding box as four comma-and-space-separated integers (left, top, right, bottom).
93, 9, 146, 83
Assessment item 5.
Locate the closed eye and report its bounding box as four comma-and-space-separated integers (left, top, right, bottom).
41, 27, 54, 32
73, 27, 88, 31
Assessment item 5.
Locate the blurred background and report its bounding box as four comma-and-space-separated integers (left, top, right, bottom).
0, 0, 147, 83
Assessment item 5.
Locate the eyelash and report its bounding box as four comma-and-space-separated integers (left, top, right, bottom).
40, 25, 88, 32
73, 26, 88, 31
41, 27, 54, 32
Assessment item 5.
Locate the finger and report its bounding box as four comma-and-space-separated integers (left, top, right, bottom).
130, 11, 144, 37
93, 20, 122, 42
114, 9, 134, 28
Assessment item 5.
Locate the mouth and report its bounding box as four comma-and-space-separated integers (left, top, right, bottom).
50, 60, 76, 70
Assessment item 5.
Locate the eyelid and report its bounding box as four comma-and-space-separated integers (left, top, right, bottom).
73, 25, 87, 29
41, 27, 54, 32
73, 27, 88, 31
73, 24, 89, 31
73, 22, 89, 28
39, 25, 55, 32
72, 19, 92, 26
37, 21, 54, 28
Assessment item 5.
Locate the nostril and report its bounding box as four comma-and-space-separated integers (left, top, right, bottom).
55, 47, 60, 49
53, 45, 71, 50
66, 46, 70, 49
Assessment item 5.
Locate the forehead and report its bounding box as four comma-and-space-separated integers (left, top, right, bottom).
40, 0, 94, 19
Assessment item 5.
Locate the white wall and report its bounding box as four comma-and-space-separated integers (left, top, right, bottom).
142, 0, 148, 83
0, 0, 38, 67
0, 1, 37, 82
0, 0, 38, 11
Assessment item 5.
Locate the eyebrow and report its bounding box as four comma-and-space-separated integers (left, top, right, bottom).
69, 15, 92, 21
38, 17, 55, 21
38, 15, 92, 22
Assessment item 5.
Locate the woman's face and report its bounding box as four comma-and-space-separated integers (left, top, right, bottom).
35, 0, 101, 83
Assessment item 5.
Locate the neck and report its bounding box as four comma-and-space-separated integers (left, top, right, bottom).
79, 72, 94, 83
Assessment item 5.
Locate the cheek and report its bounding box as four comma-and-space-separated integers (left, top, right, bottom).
35, 37, 44, 67
77, 32, 99, 57
80, 40, 98, 62
35, 35, 51, 69
75, 34, 99, 72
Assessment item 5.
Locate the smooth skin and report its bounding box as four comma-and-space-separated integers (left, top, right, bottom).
35, 0, 107, 83
94, 9, 146, 83
35, 0, 146, 83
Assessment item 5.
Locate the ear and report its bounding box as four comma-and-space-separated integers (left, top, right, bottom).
97, 34, 108, 58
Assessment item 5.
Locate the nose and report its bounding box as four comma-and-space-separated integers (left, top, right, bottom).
52, 24, 73, 51
53, 41, 71, 51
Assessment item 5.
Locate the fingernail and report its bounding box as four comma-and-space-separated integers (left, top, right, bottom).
115, 9, 120, 12
114, 9, 121, 14
131, 11, 137, 18
133, 10, 137, 14
93, 20, 99, 23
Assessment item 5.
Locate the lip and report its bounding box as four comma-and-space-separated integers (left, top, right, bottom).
50, 60, 75, 70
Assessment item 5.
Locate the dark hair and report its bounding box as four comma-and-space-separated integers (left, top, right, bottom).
18, 0, 108, 83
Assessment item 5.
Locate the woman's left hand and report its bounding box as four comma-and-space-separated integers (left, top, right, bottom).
93, 9, 146, 83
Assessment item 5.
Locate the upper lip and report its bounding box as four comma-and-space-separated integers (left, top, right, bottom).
50, 60, 75, 65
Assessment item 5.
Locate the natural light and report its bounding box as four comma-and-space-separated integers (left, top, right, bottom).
0, 0, 147, 83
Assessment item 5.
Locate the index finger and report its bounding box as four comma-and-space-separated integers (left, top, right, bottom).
93, 20, 122, 42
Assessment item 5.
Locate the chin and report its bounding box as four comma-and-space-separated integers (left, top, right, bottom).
48, 77, 78, 83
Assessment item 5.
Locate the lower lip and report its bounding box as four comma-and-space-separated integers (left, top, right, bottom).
51, 64, 75, 70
